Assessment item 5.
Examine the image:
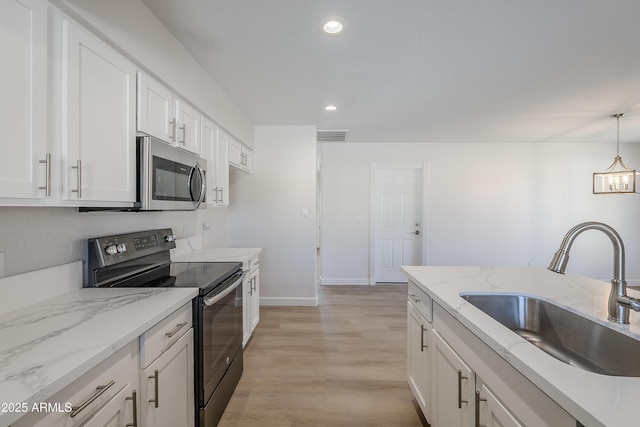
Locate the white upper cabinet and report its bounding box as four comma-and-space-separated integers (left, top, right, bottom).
228, 137, 253, 172
175, 100, 201, 154
137, 73, 175, 143
0, 0, 48, 200
62, 19, 137, 204
201, 117, 229, 206
137, 73, 201, 155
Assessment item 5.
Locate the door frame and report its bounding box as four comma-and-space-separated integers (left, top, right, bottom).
369, 162, 428, 285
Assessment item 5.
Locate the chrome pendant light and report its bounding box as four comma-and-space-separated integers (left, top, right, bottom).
593, 113, 638, 194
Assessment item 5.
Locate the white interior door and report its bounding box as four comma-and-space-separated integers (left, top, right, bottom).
373, 167, 423, 283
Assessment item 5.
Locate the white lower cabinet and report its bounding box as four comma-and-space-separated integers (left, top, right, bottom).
81, 383, 137, 427
476, 380, 523, 427
407, 297, 430, 418
11, 341, 139, 427
431, 330, 474, 427
140, 329, 194, 427
11, 304, 195, 427
139, 302, 194, 427
248, 256, 260, 334
243, 254, 260, 347
407, 281, 576, 427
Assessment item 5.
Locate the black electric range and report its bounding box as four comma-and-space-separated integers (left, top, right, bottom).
85, 228, 244, 427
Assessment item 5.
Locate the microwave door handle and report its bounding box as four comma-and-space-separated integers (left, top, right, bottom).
189, 162, 206, 209
187, 163, 199, 207
196, 163, 206, 208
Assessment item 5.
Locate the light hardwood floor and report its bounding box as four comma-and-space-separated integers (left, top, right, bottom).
218, 285, 427, 426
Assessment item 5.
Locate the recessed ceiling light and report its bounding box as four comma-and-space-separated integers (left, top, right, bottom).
322, 18, 345, 35
325, 105, 337, 111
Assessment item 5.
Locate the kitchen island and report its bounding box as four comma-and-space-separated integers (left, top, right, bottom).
402, 265, 640, 427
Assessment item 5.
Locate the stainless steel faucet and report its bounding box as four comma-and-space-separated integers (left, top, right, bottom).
548, 221, 640, 324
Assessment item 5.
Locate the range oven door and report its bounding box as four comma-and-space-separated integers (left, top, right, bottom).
198, 271, 244, 407
139, 136, 206, 210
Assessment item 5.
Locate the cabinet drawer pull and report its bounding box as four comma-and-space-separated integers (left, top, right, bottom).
165, 322, 187, 338
475, 390, 487, 427
458, 370, 468, 409
69, 379, 115, 417
71, 159, 82, 198
420, 325, 428, 352
126, 390, 137, 427
149, 369, 159, 408
179, 124, 186, 144
169, 119, 176, 141
409, 294, 420, 304
38, 153, 51, 196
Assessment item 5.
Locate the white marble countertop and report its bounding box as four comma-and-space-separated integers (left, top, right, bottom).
401, 266, 640, 427
172, 247, 262, 264
0, 287, 197, 427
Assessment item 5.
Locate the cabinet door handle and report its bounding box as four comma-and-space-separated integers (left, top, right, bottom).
213, 187, 219, 203
165, 322, 187, 338
126, 389, 138, 427
179, 124, 186, 145
69, 380, 115, 417
458, 370, 469, 409
71, 159, 82, 198
169, 119, 176, 141
420, 325, 428, 352
149, 369, 159, 408
409, 294, 420, 303
38, 153, 51, 196
219, 187, 224, 203
251, 277, 257, 293
475, 390, 487, 427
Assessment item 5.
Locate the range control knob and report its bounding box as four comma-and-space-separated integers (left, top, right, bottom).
116, 243, 127, 253
165, 234, 176, 243
105, 245, 118, 255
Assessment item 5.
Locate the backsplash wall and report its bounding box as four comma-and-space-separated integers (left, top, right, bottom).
0, 206, 228, 278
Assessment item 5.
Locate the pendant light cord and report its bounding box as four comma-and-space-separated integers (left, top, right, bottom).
616, 115, 621, 157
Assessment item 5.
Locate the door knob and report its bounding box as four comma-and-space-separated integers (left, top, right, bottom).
413, 230, 420, 235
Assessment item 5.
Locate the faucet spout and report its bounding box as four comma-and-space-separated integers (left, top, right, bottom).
547, 221, 636, 324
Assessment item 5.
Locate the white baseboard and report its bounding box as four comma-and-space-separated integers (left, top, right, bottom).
259, 297, 318, 306
319, 278, 370, 285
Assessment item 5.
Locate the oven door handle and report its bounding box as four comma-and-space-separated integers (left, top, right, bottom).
203, 272, 246, 306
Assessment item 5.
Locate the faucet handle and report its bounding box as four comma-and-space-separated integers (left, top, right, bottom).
619, 295, 640, 312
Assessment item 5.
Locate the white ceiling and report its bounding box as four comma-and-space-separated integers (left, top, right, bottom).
141, 0, 640, 144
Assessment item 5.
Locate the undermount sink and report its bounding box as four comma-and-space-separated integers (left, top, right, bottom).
461, 293, 640, 377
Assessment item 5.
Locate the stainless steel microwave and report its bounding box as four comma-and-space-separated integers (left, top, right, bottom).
138, 135, 206, 211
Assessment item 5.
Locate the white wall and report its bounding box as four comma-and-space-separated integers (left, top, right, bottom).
228, 126, 318, 306
0, 207, 225, 278
320, 142, 640, 285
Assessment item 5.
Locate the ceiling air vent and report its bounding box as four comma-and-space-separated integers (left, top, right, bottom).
317, 129, 349, 142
